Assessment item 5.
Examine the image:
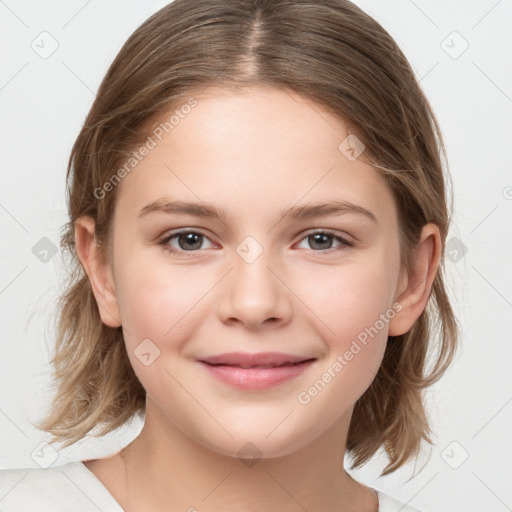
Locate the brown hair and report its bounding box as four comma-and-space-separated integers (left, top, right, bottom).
38, 0, 458, 475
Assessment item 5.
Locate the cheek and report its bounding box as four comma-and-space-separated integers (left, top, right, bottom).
291, 254, 399, 405
113, 245, 225, 383
116, 261, 206, 345
114, 262, 208, 405
296, 253, 399, 342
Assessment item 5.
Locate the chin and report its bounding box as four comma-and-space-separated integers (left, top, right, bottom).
193, 417, 326, 461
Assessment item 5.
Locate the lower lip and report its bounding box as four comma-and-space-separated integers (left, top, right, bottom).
198, 360, 315, 390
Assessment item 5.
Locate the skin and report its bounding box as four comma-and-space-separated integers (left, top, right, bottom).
76, 86, 441, 511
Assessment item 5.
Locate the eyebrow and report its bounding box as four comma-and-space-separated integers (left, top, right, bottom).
137, 198, 378, 224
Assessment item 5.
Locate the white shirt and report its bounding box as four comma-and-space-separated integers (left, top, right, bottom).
0, 461, 423, 511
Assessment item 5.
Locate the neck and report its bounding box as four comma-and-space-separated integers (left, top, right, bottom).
118, 398, 377, 512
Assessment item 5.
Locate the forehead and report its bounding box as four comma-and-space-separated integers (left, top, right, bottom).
114, 86, 396, 225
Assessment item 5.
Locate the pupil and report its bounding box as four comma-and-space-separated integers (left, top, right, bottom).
179, 233, 202, 250
310, 233, 332, 250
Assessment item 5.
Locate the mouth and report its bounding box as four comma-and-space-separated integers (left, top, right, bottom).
205, 362, 312, 369
197, 352, 316, 390
198, 351, 316, 368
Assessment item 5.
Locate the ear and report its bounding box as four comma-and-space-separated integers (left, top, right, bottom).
74, 216, 121, 328
388, 223, 442, 336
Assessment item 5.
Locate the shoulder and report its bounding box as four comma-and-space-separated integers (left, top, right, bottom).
376, 489, 425, 512
0, 461, 123, 512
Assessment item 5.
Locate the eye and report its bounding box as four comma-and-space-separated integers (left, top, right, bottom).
158, 229, 215, 255
296, 230, 354, 252
158, 228, 354, 257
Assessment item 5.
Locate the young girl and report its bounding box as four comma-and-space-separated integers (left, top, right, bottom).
0, 0, 457, 510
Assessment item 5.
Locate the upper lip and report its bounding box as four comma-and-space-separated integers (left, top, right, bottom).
198, 352, 315, 368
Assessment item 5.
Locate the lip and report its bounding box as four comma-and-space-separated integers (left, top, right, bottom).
199, 351, 313, 367
197, 352, 316, 390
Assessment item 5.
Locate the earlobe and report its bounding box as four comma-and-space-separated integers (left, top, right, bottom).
74, 216, 122, 328
388, 224, 442, 336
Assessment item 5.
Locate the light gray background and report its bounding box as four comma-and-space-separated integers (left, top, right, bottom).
1, 1, 511, 510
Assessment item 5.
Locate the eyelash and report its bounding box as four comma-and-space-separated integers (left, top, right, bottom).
157, 228, 354, 257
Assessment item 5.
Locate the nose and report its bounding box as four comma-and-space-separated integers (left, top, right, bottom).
216, 247, 293, 330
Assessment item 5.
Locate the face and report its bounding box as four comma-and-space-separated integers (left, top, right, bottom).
106, 86, 404, 458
